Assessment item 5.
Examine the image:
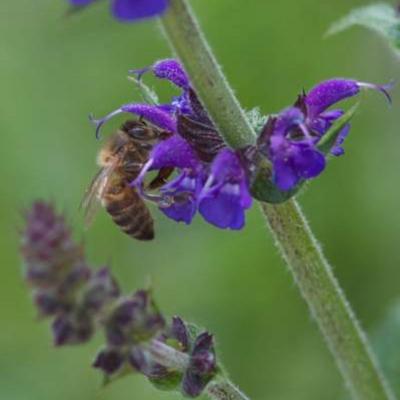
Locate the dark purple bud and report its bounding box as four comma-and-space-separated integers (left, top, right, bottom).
170, 316, 189, 351
34, 291, 61, 316
182, 370, 208, 398
21, 202, 84, 289
105, 290, 165, 346
190, 333, 216, 374
52, 312, 93, 346
93, 348, 125, 375
57, 265, 91, 296
83, 267, 120, 312
182, 332, 217, 397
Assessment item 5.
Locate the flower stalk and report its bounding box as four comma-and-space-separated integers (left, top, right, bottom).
160, 0, 258, 150
159, 1, 395, 399
21, 201, 249, 400
147, 340, 249, 400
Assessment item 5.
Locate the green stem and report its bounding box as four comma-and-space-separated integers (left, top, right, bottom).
159, 1, 395, 399
160, 0, 257, 149
148, 340, 250, 400
261, 200, 395, 400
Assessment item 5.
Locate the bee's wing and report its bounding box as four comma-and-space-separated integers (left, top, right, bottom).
81, 165, 115, 228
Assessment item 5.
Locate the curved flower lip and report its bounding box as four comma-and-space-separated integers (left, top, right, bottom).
305, 79, 394, 117
89, 103, 176, 139
130, 59, 190, 90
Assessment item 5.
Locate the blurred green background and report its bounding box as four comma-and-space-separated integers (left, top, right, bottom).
1, 1, 400, 399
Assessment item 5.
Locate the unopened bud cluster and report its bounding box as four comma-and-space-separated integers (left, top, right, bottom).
20, 201, 217, 397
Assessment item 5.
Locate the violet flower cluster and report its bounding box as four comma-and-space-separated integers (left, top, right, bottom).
21, 201, 217, 397
68, 0, 169, 22
92, 59, 391, 230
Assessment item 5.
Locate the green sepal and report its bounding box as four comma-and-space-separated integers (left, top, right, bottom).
317, 103, 358, 155
250, 158, 302, 204
148, 371, 183, 392
327, 4, 400, 56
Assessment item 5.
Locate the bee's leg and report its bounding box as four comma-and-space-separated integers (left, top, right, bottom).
147, 167, 175, 190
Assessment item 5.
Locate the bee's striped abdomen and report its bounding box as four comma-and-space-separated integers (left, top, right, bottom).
104, 183, 154, 241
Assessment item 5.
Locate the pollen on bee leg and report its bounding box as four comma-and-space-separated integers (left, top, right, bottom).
89, 108, 124, 140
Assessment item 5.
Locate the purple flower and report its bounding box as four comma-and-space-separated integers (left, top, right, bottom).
259, 79, 392, 191
198, 149, 252, 230
68, 0, 169, 22
159, 170, 201, 225
91, 59, 254, 231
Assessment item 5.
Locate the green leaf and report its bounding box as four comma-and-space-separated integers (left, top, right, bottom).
327, 3, 400, 55
317, 103, 359, 155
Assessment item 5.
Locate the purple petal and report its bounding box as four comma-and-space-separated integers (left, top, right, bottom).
152, 59, 189, 89
150, 135, 199, 169
273, 159, 300, 192
309, 109, 344, 135
269, 107, 305, 141
331, 124, 351, 157
111, 0, 168, 22
305, 79, 359, 117
294, 147, 326, 179
121, 103, 176, 132
159, 172, 199, 224
199, 184, 248, 230
209, 148, 243, 181
160, 197, 197, 224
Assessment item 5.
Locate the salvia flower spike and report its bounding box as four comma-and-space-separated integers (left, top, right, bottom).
21, 201, 224, 398
90, 59, 392, 229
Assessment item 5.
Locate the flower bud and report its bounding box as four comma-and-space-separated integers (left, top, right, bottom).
182, 332, 217, 397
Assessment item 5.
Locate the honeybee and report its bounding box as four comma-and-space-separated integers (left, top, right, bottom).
82, 120, 173, 241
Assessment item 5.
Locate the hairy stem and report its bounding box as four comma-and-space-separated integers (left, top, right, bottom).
160, 0, 257, 149
159, 1, 395, 399
261, 200, 395, 400
148, 340, 250, 400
